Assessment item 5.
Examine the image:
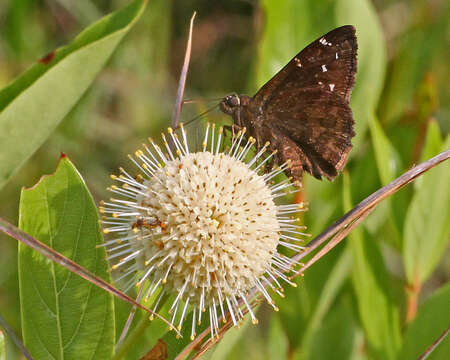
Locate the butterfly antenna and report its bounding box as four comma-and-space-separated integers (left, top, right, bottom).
182, 97, 223, 105
180, 103, 220, 129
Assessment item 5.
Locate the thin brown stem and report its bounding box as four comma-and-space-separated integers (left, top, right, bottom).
171, 12, 196, 130
0, 313, 33, 360
405, 273, 421, 323
417, 326, 450, 360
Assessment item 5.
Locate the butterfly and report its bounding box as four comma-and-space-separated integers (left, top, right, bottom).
219, 25, 357, 182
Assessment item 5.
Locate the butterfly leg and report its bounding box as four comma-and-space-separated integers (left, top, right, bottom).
223, 124, 243, 139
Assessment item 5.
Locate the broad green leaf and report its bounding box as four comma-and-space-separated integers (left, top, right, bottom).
0, 0, 147, 189
369, 115, 401, 185
344, 173, 402, 360
399, 283, 450, 360
403, 137, 450, 285
18, 157, 114, 359
335, 0, 387, 149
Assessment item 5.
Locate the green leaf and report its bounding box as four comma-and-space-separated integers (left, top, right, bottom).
381, 3, 450, 124
369, 115, 401, 185
308, 297, 358, 360
419, 119, 443, 164
343, 173, 402, 360
0, 0, 147, 189
301, 249, 352, 358
403, 137, 450, 285
268, 314, 288, 360
18, 157, 114, 359
113, 298, 168, 360
205, 316, 252, 360
277, 246, 344, 350
335, 0, 387, 149
256, 1, 306, 90
399, 283, 450, 360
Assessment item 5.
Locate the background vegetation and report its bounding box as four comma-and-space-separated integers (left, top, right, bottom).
0, 0, 448, 359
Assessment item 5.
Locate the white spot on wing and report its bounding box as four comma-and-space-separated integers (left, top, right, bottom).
294, 58, 302, 67
335, 52, 339, 59
322, 65, 327, 72
318, 81, 323, 85
319, 37, 332, 46
329, 84, 335, 91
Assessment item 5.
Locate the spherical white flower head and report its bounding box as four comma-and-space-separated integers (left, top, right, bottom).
100, 124, 308, 339
135, 151, 280, 305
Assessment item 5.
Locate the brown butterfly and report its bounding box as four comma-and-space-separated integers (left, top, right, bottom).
219, 25, 357, 182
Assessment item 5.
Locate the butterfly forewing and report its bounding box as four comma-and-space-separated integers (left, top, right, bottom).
254, 25, 357, 105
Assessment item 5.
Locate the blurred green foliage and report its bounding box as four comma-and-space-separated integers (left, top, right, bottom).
0, 0, 448, 359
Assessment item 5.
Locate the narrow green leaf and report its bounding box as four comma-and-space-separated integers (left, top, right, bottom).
343, 173, 402, 360
381, 4, 450, 124
277, 247, 344, 350
158, 310, 209, 359
18, 157, 114, 360
419, 119, 443, 164
256, 0, 312, 91
369, 115, 401, 185
0, 0, 147, 189
205, 317, 251, 360
308, 298, 358, 360
256, 0, 354, 93
268, 315, 288, 360
403, 137, 450, 284
300, 249, 352, 358
399, 283, 450, 360
335, 0, 387, 149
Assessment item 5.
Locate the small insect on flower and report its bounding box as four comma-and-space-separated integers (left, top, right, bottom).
98, 123, 310, 340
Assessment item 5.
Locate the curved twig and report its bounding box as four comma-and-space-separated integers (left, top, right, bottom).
291, 149, 449, 274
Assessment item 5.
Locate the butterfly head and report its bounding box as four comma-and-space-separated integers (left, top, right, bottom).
219, 94, 241, 116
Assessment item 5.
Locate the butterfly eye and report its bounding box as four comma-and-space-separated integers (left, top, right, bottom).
227, 95, 240, 107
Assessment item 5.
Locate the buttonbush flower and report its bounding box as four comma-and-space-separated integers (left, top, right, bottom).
99, 123, 308, 339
